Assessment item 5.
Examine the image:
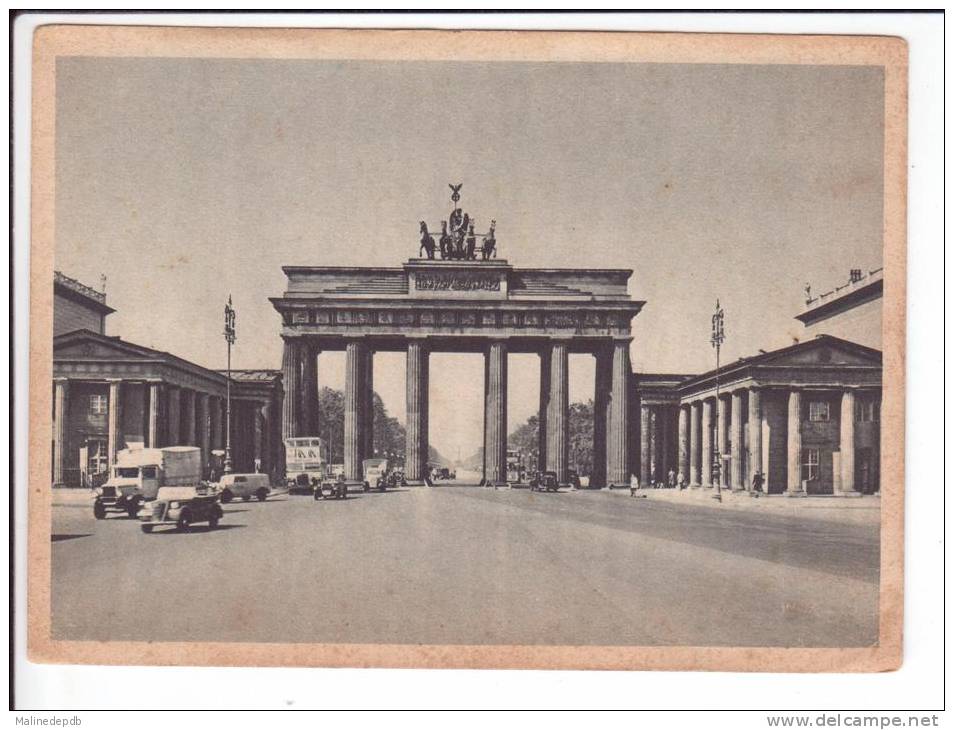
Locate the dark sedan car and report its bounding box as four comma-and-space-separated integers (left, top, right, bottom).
529, 470, 559, 492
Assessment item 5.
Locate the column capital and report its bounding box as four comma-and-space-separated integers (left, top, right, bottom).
53, 376, 70, 384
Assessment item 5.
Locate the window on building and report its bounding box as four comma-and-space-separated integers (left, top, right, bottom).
88, 439, 108, 476
89, 394, 107, 415
801, 448, 820, 482
808, 401, 830, 422
856, 399, 880, 423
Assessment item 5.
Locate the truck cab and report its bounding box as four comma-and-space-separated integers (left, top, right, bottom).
93, 446, 202, 519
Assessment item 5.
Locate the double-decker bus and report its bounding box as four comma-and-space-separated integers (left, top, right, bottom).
506, 449, 526, 484
284, 437, 328, 492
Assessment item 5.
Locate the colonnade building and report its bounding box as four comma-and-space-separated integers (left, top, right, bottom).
633, 267, 884, 495
632, 335, 882, 494
51, 272, 283, 487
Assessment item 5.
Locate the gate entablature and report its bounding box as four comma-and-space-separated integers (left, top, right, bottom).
271, 259, 644, 346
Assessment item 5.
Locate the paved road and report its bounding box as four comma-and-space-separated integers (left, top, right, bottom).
51, 486, 879, 647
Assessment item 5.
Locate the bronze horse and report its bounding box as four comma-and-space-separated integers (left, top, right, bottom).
482, 220, 497, 260
419, 221, 436, 259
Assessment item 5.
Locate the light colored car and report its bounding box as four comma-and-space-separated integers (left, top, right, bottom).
362, 458, 389, 491
140, 485, 222, 533
217, 473, 271, 503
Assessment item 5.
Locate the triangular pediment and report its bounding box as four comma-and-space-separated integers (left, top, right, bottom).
53, 330, 161, 361
759, 336, 882, 368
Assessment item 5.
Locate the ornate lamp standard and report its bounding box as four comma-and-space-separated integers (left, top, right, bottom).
710, 299, 725, 502
223, 295, 236, 475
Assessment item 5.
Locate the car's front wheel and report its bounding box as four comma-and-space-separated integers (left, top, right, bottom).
140, 524, 153, 534
93, 500, 106, 520
220, 489, 233, 504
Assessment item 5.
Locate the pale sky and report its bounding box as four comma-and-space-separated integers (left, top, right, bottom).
55, 58, 884, 459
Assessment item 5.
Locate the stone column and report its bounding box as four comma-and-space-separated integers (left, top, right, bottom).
166, 386, 181, 446
639, 404, 651, 485
748, 387, 762, 488
545, 340, 569, 484
787, 389, 804, 494
405, 338, 429, 483
591, 345, 612, 489
838, 389, 856, 494
363, 347, 375, 460
147, 381, 160, 447
483, 340, 508, 485
607, 339, 631, 486
537, 349, 551, 473
107, 379, 122, 467
52, 378, 69, 486
344, 339, 367, 481
261, 401, 272, 477
210, 396, 222, 451
301, 341, 319, 436
701, 399, 713, 487
197, 392, 210, 476
689, 401, 702, 486
716, 395, 728, 481
182, 389, 196, 446
650, 408, 662, 483
253, 405, 264, 472
731, 391, 745, 490
281, 339, 301, 441
678, 404, 690, 485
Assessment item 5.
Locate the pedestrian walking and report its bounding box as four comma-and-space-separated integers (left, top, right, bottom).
668, 468, 676, 489
752, 471, 764, 493
629, 472, 640, 497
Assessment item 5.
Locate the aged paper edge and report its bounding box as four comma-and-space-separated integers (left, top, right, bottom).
27, 26, 907, 672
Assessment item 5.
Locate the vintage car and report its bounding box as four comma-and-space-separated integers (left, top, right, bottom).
140, 485, 223, 533
566, 469, 582, 490
217, 473, 270, 503
387, 470, 407, 488
314, 473, 348, 501
529, 470, 559, 492
362, 458, 389, 492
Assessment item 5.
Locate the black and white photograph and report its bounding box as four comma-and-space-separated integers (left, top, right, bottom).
21, 22, 915, 686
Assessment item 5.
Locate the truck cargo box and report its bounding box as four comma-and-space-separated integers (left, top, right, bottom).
160, 446, 202, 485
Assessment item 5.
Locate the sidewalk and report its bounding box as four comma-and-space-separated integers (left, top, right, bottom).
51, 488, 95, 507
607, 486, 881, 525
51, 486, 292, 507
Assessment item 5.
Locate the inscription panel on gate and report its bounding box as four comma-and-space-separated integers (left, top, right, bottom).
415, 272, 501, 292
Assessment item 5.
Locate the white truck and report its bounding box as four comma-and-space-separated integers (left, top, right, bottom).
93, 446, 202, 519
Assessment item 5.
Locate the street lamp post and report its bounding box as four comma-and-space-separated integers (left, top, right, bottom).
223, 295, 236, 475
710, 299, 725, 502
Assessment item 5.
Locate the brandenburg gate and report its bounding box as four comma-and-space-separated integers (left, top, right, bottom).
271, 186, 644, 487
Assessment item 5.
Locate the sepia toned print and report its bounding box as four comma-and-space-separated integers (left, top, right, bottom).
29, 26, 906, 671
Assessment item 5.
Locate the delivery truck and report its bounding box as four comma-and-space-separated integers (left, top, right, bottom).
93, 446, 202, 519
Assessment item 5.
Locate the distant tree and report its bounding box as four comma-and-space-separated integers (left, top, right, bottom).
318, 387, 344, 463
568, 400, 594, 476
506, 401, 595, 476
508, 414, 540, 469
316, 386, 444, 468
